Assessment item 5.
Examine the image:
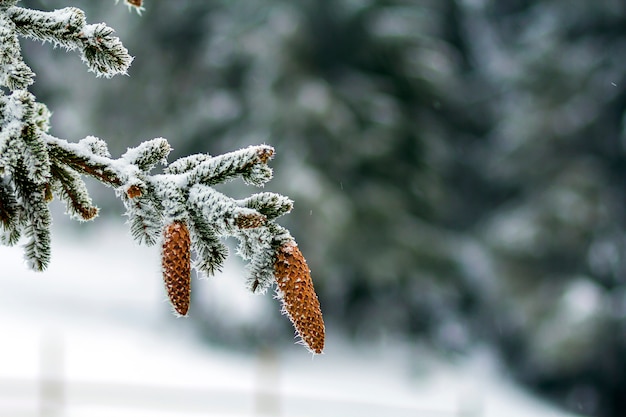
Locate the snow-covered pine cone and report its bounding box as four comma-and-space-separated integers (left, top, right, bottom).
274, 241, 325, 354
162, 221, 191, 316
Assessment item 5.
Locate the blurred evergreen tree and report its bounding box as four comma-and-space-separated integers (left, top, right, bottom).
464, 1, 626, 416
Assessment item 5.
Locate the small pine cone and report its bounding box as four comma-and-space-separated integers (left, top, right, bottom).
274, 241, 325, 354
162, 221, 191, 316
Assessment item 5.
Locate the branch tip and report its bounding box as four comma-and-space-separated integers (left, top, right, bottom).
257, 146, 274, 164
126, 184, 142, 199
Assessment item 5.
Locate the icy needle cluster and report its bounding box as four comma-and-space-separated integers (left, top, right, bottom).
0, 1, 324, 354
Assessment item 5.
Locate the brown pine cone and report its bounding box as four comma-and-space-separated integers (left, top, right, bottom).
162, 221, 191, 316
274, 241, 325, 354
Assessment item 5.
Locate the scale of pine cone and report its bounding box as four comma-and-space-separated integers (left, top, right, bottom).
274, 241, 325, 354
162, 221, 191, 316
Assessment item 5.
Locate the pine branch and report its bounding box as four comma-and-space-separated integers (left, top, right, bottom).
237, 192, 294, 221
46, 135, 125, 187
8, 6, 132, 77
0, 14, 34, 89
13, 162, 51, 270
122, 138, 171, 172
163, 154, 211, 175
237, 226, 276, 294
0, 176, 20, 243
0, 0, 325, 354
123, 192, 162, 246
50, 161, 98, 221
187, 210, 228, 277
187, 145, 275, 187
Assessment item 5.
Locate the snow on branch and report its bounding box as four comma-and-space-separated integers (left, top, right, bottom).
0, 1, 324, 354
0, 14, 34, 89
7, 5, 132, 77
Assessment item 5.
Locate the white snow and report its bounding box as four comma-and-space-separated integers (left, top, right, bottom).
0, 221, 582, 417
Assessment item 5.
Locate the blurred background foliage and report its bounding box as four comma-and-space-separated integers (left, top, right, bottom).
18, 0, 626, 416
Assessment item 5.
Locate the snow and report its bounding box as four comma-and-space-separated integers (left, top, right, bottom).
0, 222, 582, 417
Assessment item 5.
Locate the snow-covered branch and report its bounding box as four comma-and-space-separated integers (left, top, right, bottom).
0, 1, 324, 354
8, 6, 132, 77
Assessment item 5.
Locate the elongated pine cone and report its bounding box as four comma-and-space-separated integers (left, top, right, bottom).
162, 221, 191, 316
274, 241, 325, 354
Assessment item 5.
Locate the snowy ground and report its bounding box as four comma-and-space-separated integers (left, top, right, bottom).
0, 221, 582, 417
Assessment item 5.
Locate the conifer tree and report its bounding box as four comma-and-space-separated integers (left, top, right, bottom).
0, 0, 324, 354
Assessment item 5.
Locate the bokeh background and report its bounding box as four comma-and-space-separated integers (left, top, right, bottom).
7, 0, 626, 416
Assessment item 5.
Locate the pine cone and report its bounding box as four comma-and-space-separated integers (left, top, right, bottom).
274, 241, 325, 354
162, 221, 191, 316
